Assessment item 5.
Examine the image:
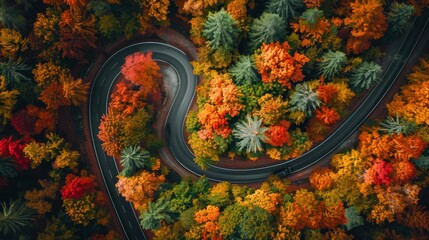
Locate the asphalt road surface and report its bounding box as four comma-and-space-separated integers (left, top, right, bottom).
88, 12, 428, 240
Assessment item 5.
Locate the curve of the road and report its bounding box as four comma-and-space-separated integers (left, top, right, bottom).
89, 12, 428, 240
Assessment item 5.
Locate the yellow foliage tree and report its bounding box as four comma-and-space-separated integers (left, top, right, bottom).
0, 76, 19, 126
54, 149, 79, 170
0, 28, 28, 59
25, 179, 59, 215
63, 193, 97, 226
240, 189, 282, 214
254, 94, 288, 125
33, 62, 68, 88
60, 74, 89, 106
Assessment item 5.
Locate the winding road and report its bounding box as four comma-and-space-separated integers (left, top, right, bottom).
88, 12, 428, 240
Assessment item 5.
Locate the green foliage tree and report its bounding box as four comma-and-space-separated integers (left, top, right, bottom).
229, 55, 260, 85
98, 14, 122, 39
0, 59, 31, 88
140, 200, 174, 230
350, 61, 382, 91
87, 0, 112, 17
0, 158, 17, 178
380, 114, 417, 135
218, 203, 247, 237
413, 155, 429, 170
120, 146, 151, 177
300, 7, 324, 28
239, 206, 274, 239
266, 0, 303, 23
318, 50, 347, 80
202, 9, 239, 52
248, 13, 287, 51
36, 213, 78, 240
160, 177, 210, 214
388, 2, 415, 36
0, 200, 34, 238
232, 115, 268, 153
0, 0, 26, 32
219, 204, 273, 239
289, 82, 321, 116
344, 206, 364, 231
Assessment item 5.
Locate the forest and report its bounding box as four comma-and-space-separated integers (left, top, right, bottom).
0, 0, 428, 239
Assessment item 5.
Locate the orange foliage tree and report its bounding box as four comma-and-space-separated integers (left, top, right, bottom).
369, 184, 420, 224
64, 0, 88, 9
309, 167, 335, 190
265, 120, 291, 147
115, 170, 165, 210
140, 0, 170, 22
193, 205, 222, 240
315, 106, 340, 125
281, 189, 346, 230
358, 129, 427, 162
108, 81, 147, 115
255, 42, 309, 89
391, 160, 416, 182
387, 58, 429, 125
397, 204, 429, 232
98, 112, 125, 157
196, 74, 243, 139
182, 0, 225, 16
316, 83, 338, 104
344, 0, 388, 53
60, 74, 89, 106
39, 82, 69, 109
291, 8, 331, 48
57, 9, 97, 60
227, 0, 249, 30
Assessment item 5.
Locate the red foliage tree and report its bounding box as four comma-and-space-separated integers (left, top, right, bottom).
11, 110, 37, 136
0, 137, 31, 170
265, 120, 291, 147
61, 174, 97, 199
121, 52, 161, 99
364, 158, 392, 186
11, 105, 57, 136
